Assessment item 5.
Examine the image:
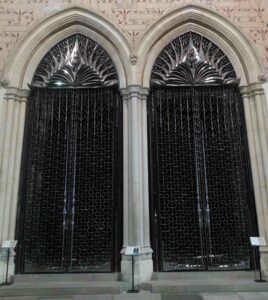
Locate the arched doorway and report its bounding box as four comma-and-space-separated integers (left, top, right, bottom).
148, 32, 258, 272
17, 34, 122, 273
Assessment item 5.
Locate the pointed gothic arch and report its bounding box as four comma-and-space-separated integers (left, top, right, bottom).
0, 3, 268, 284
17, 32, 123, 273
1, 6, 130, 89
139, 5, 264, 87
147, 30, 258, 272
137, 11, 268, 278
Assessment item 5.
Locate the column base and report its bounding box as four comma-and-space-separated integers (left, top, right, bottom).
120, 246, 153, 285
260, 247, 268, 279
0, 248, 15, 285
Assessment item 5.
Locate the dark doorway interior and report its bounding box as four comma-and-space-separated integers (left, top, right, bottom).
148, 86, 258, 271
17, 87, 122, 273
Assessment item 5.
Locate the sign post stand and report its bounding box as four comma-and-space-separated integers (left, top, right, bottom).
125, 246, 140, 293
250, 237, 266, 283
1, 240, 17, 286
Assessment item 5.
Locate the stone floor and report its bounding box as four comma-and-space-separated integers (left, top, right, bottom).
162, 293, 268, 300
1, 272, 268, 299
1, 292, 268, 300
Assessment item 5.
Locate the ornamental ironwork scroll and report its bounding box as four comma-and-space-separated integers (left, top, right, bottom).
151, 32, 238, 86
31, 34, 118, 88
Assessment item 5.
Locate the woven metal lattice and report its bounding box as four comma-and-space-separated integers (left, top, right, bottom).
20, 87, 121, 273
149, 86, 253, 271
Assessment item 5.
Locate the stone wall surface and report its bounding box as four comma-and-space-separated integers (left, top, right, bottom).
0, 0, 267, 79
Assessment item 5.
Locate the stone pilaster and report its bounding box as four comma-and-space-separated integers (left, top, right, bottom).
0, 87, 29, 283
240, 84, 268, 277
120, 86, 153, 285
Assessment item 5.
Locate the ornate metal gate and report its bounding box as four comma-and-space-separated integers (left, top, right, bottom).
17, 34, 122, 273
149, 32, 257, 272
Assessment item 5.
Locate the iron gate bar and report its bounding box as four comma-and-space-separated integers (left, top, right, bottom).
16, 87, 122, 273
148, 86, 257, 272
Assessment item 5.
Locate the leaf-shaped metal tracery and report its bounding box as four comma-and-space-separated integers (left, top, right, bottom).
151, 32, 238, 86
32, 34, 118, 88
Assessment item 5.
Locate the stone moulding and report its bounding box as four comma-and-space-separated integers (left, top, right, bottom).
151, 32, 239, 86
31, 34, 119, 88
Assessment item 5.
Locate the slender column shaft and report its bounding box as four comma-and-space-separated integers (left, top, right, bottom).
0, 88, 29, 283
241, 84, 268, 277
0, 93, 16, 241
253, 87, 268, 197
120, 86, 153, 284
240, 86, 268, 237
2, 99, 20, 240
0, 88, 7, 166
250, 85, 268, 238
260, 92, 268, 142
128, 89, 142, 244
250, 84, 268, 273
141, 90, 150, 247
122, 93, 129, 247
251, 93, 268, 205
0, 100, 8, 242
9, 94, 27, 237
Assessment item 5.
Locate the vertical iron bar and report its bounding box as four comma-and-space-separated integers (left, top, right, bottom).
192, 87, 205, 269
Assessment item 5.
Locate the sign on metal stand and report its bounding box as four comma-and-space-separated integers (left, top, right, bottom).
250, 237, 266, 282
0, 240, 17, 286
125, 246, 140, 293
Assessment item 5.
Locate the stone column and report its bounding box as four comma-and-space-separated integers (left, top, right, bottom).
0, 87, 29, 283
120, 85, 153, 285
240, 84, 268, 277
249, 83, 268, 276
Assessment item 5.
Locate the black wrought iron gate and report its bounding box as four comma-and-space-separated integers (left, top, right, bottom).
18, 87, 122, 273
149, 86, 257, 271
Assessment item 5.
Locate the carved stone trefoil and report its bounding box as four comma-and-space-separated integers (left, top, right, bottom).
32, 34, 118, 88
151, 32, 238, 86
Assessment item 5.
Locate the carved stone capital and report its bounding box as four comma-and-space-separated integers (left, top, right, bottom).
5, 87, 20, 101
239, 86, 250, 98
249, 83, 265, 97
120, 85, 149, 100
18, 89, 30, 101
4, 87, 29, 102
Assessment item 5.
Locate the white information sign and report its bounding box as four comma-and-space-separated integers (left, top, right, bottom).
250, 237, 266, 246
125, 246, 140, 256
2, 240, 17, 249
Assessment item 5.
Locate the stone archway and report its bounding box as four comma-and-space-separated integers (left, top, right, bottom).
0, 3, 267, 285
0, 7, 129, 283
148, 31, 258, 272
140, 5, 268, 278
17, 33, 123, 274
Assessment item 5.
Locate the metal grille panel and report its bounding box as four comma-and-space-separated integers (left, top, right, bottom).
19, 87, 121, 273
149, 86, 254, 271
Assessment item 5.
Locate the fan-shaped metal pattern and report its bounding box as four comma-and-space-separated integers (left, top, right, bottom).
32, 34, 118, 88
151, 32, 238, 86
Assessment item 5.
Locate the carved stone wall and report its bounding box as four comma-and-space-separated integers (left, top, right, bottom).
0, 0, 267, 78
